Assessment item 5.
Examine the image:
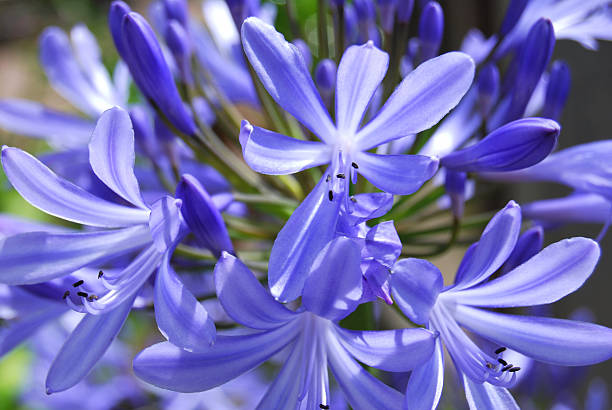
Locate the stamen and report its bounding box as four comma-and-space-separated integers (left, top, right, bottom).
350, 196, 357, 203
62, 291, 70, 300
501, 364, 513, 372
336, 173, 345, 179
494, 347, 506, 354
485, 362, 495, 369
497, 358, 508, 366
328, 190, 334, 201
508, 367, 521, 373
326, 174, 331, 182
77, 291, 88, 298
351, 162, 359, 169
319, 405, 330, 409
98, 270, 104, 279
87, 294, 99, 301
72, 280, 84, 287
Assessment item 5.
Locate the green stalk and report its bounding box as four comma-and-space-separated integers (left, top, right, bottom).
317, 0, 330, 59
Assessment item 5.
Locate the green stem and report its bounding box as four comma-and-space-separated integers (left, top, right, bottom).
317, 0, 329, 59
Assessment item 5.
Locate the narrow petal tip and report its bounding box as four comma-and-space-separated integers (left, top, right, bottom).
239, 120, 253, 148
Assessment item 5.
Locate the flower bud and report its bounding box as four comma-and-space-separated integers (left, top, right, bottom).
418, 1, 444, 62
500, 0, 528, 37
477, 63, 500, 117
315, 59, 337, 109
542, 60, 570, 121
162, 0, 189, 27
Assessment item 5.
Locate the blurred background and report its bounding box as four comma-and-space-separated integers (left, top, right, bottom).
0, 0, 610, 408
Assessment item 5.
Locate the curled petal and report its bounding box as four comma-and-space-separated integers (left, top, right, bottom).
88, 106, 147, 208
405, 339, 444, 410
155, 251, 216, 351
148, 196, 184, 252
335, 326, 437, 372
215, 253, 296, 330
240, 121, 331, 175
2, 146, 150, 228
463, 374, 519, 410
302, 237, 363, 321
354, 152, 439, 195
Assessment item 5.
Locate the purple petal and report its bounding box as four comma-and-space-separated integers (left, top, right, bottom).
440, 118, 560, 173
335, 326, 436, 371
335, 41, 388, 134
133, 324, 300, 392
499, 225, 543, 275
88, 107, 147, 208
354, 152, 439, 195
453, 305, 612, 366
452, 201, 521, 291
148, 196, 183, 252
342, 193, 394, 225
155, 251, 215, 351
0, 225, 151, 285
355, 52, 475, 151
215, 253, 297, 329
240, 121, 331, 175
0, 303, 66, 357
326, 333, 404, 409
364, 221, 401, 267
302, 237, 363, 321
523, 193, 612, 224
391, 258, 443, 325
463, 374, 519, 410
450, 237, 600, 308
0, 99, 94, 149
45, 294, 134, 393
256, 342, 304, 409
176, 175, 232, 257
405, 339, 444, 410
39, 27, 112, 116
241, 17, 336, 143
269, 176, 341, 302
2, 146, 150, 228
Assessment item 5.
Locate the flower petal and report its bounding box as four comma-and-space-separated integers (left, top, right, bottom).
0, 99, 94, 149
391, 258, 443, 325
240, 121, 331, 175
523, 193, 612, 224
335, 326, 436, 371
176, 174, 233, 257
355, 52, 475, 151
269, 176, 341, 302
498, 225, 543, 275
45, 294, 134, 393
1, 146, 150, 228
452, 201, 521, 291
214, 253, 297, 330
255, 342, 304, 409
463, 374, 519, 410
335, 41, 388, 134
302, 237, 363, 321
453, 237, 599, 308
326, 333, 404, 409
148, 196, 184, 252
405, 339, 444, 410
155, 251, 216, 351
88, 107, 147, 208
453, 305, 612, 366
241, 17, 336, 143
133, 323, 300, 392
0, 225, 151, 285
354, 152, 439, 195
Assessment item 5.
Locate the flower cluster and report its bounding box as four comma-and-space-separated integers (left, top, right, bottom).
1, 0, 612, 408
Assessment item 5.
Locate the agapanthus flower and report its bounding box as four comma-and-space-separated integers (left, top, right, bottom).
134, 249, 436, 409
391, 201, 612, 408
239, 16, 475, 301
0, 24, 129, 149
0, 107, 224, 392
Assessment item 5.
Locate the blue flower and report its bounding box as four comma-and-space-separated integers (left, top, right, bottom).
390, 201, 612, 408
134, 248, 437, 409
239, 16, 474, 301
0, 107, 219, 392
